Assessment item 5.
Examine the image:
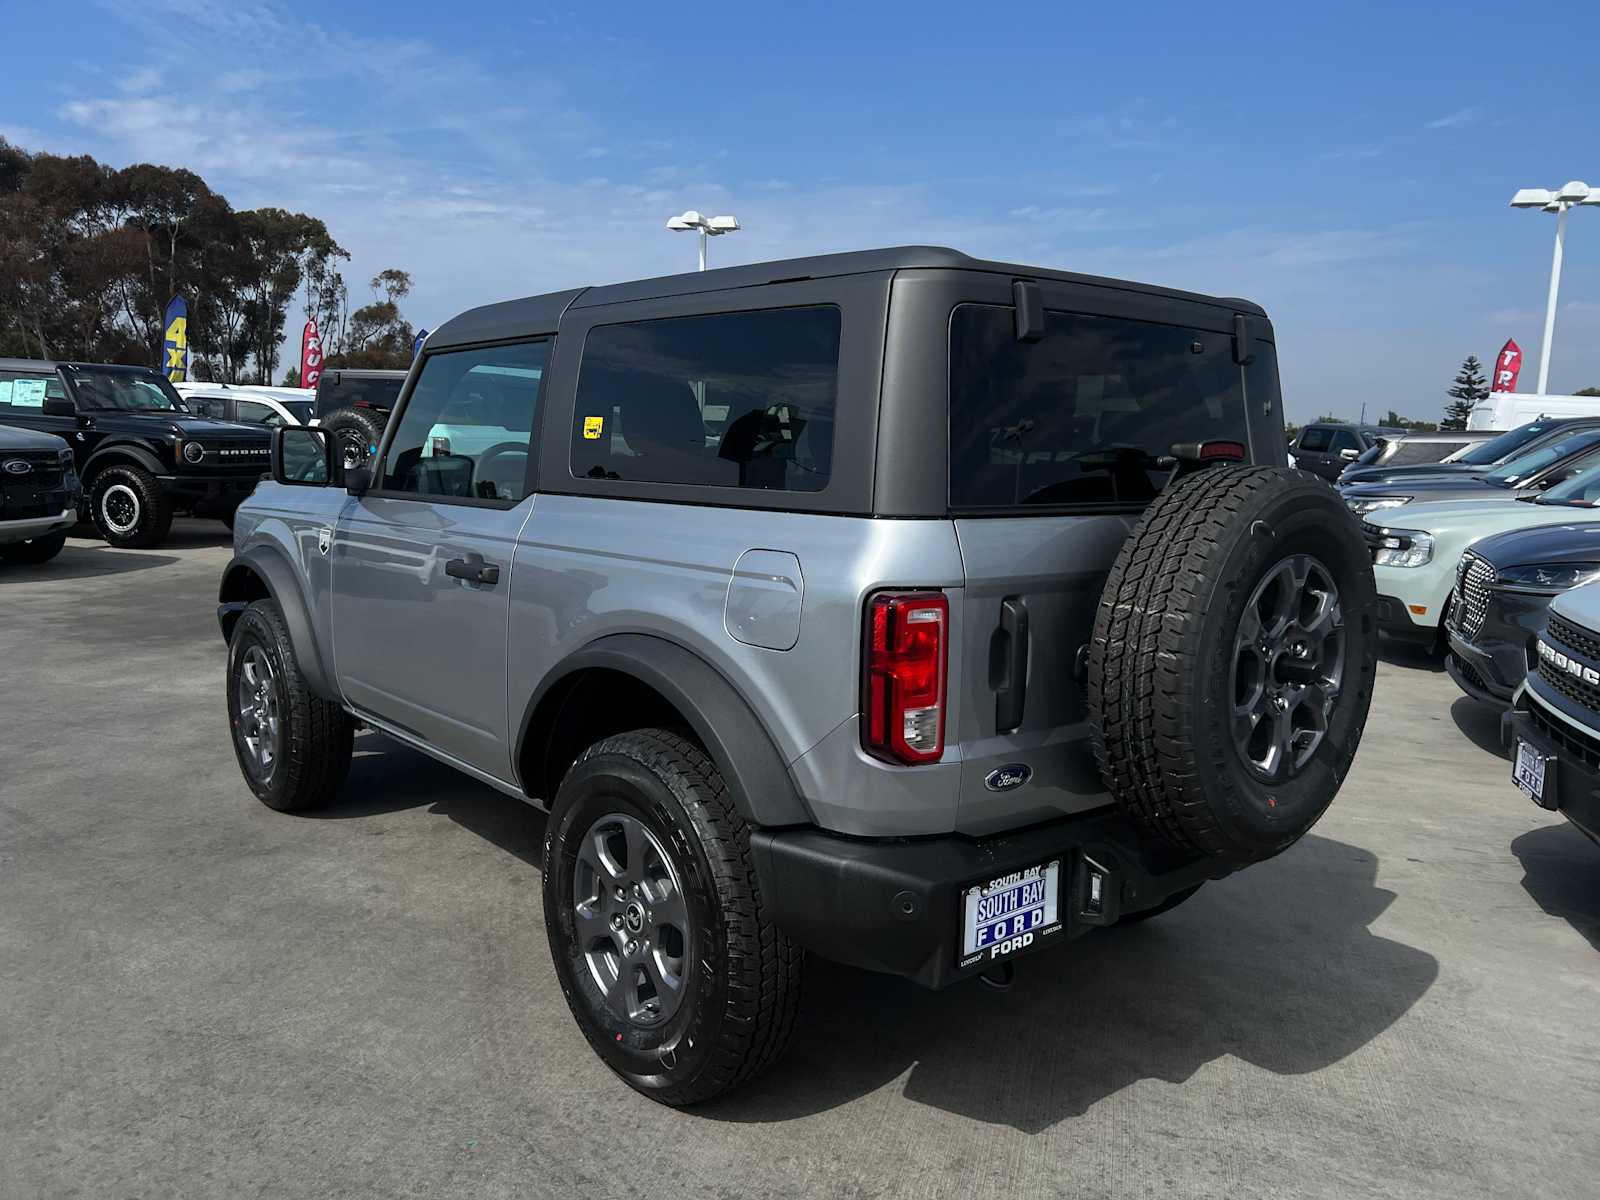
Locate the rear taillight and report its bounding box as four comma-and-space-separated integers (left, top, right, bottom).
863, 591, 949, 765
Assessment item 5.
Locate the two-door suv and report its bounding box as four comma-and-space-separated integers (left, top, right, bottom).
217, 248, 1377, 1104
0, 360, 271, 547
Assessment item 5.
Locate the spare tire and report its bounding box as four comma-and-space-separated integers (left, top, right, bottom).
321, 407, 386, 472
1087, 466, 1377, 864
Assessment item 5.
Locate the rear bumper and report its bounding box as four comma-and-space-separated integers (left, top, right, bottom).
750, 807, 1233, 990
1510, 689, 1600, 846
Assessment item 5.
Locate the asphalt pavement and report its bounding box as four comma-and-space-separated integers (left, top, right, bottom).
2, 522, 1597, 1199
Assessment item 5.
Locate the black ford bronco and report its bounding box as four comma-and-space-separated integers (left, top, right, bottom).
0, 360, 270, 547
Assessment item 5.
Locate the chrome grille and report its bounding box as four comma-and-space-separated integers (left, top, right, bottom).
1453, 553, 1495, 640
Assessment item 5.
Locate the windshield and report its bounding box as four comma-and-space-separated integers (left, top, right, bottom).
1535, 451, 1600, 505
67, 367, 189, 413
1458, 420, 1567, 466
1483, 428, 1600, 487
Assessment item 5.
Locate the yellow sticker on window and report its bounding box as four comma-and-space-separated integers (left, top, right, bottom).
582, 416, 604, 440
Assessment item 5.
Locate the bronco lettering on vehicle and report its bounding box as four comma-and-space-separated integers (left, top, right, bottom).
1537, 639, 1600, 686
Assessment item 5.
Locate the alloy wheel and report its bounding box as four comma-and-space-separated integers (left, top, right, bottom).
1230, 554, 1345, 781
101, 483, 141, 535
572, 812, 691, 1027
236, 645, 282, 782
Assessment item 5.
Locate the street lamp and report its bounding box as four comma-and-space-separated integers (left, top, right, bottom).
666, 210, 740, 271
1510, 180, 1600, 395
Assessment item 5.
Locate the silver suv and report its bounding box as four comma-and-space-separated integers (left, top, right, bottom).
217, 247, 1378, 1104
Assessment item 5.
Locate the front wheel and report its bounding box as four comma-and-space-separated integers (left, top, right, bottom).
0, 533, 67, 565
226, 599, 354, 812
89, 464, 174, 549
543, 730, 803, 1106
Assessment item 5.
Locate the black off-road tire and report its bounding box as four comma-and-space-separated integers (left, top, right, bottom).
543, 729, 803, 1106
0, 533, 67, 565
88, 464, 174, 549
226, 598, 354, 813
321, 408, 386, 472
1088, 466, 1377, 864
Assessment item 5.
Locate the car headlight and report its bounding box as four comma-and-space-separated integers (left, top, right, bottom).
1496, 562, 1600, 592
1372, 527, 1434, 568
1347, 495, 1411, 516
182, 441, 206, 464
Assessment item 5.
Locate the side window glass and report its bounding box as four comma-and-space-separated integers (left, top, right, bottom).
1296, 427, 1332, 452
0, 373, 59, 411
1330, 429, 1360, 453
379, 340, 548, 502
570, 306, 841, 492
237, 400, 283, 427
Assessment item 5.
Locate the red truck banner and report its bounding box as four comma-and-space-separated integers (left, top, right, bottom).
1494, 338, 1523, 393
299, 318, 324, 390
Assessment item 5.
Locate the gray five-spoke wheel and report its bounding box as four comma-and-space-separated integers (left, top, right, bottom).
236, 645, 282, 782
573, 812, 690, 1027
1231, 554, 1345, 781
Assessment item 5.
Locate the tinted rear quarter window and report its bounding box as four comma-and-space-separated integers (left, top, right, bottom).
948, 304, 1253, 509
570, 306, 840, 492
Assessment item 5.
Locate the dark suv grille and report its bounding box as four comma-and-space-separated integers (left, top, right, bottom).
1547, 614, 1600, 662
1453, 553, 1495, 640
1536, 655, 1600, 716
0, 450, 64, 488
1527, 690, 1600, 769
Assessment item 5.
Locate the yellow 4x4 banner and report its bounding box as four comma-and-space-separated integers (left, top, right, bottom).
163, 295, 188, 382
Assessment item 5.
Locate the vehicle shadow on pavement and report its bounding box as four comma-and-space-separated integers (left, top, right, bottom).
703, 834, 1439, 1133
1378, 637, 1444, 673
0, 544, 179, 581
1450, 697, 1510, 760
312, 732, 547, 865
1509, 823, 1600, 953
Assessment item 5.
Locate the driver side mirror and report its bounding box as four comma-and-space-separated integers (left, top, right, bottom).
272, 426, 334, 486
43, 395, 75, 418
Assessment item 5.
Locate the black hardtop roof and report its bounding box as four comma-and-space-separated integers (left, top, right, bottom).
0, 359, 169, 374
426, 246, 1268, 350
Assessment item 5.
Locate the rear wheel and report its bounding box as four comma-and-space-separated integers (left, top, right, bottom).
89, 464, 173, 549
0, 533, 66, 565
1088, 466, 1378, 864
543, 729, 802, 1106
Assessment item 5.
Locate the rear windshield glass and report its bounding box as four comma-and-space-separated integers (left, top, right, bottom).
1457, 421, 1564, 465
570, 306, 840, 492
948, 304, 1253, 509
317, 374, 405, 415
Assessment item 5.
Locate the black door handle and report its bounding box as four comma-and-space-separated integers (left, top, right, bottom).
445, 553, 500, 585
995, 596, 1029, 733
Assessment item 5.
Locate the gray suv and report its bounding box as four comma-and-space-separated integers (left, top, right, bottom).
216, 247, 1378, 1105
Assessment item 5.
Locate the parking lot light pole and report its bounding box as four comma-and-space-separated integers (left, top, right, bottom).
1510, 182, 1600, 395
666, 210, 741, 270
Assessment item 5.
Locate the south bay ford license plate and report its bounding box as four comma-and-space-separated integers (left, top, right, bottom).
960, 860, 1062, 964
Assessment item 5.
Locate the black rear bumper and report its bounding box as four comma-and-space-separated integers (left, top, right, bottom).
750, 808, 1233, 990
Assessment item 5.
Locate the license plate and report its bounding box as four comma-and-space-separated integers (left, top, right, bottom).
1513, 739, 1554, 809
960, 860, 1061, 964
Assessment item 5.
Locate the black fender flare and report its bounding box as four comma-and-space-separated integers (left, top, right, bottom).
217, 547, 339, 701
516, 634, 813, 829
82, 441, 167, 482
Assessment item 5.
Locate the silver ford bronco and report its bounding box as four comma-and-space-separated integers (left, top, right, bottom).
217, 247, 1377, 1104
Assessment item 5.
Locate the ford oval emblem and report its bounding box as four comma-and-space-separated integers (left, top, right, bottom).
984, 763, 1032, 792
2, 459, 32, 476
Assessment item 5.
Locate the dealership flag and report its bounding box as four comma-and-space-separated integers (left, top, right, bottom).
1494, 338, 1524, 393
162, 296, 189, 382
413, 328, 429, 360
300, 318, 324, 390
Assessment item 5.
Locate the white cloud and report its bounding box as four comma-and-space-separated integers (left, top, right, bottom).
1425, 106, 1484, 130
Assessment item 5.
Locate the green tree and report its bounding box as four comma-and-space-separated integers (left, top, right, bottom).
326, 268, 416, 369
1442, 355, 1489, 430
1576, 386, 1600, 398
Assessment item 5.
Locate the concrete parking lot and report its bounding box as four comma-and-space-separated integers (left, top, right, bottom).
3, 523, 1598, 1199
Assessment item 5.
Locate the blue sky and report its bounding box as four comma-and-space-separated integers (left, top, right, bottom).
5, 0, 1599, 421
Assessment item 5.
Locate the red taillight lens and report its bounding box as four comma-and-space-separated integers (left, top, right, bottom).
863, 591, 949, 765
